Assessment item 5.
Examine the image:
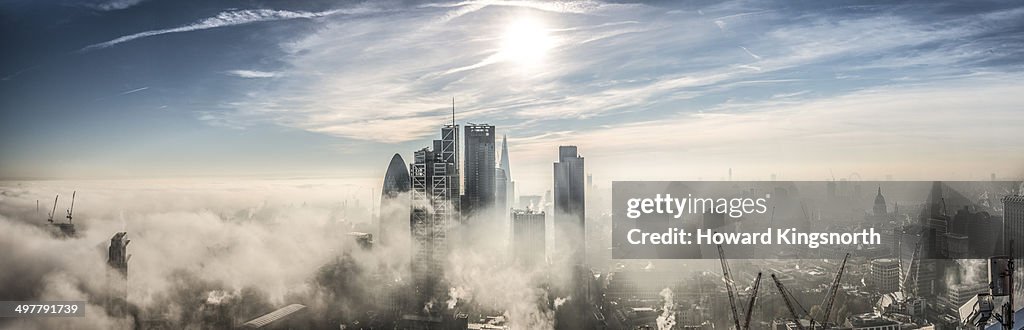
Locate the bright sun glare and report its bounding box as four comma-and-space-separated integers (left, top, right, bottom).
500, 18, 554, 66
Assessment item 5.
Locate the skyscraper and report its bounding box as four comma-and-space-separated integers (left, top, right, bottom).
1004, 195, 1024, 257
106, 232, 130, 314
511, 209, 545, 267
499, 134, 511, 180
463, 124, 495, 216
553, 146, 585, 265
410, 124, 459, 304
496, 134, 514, 225
380, 153, 410, 247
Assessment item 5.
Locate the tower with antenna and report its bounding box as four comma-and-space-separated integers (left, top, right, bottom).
408, 99, 462, 308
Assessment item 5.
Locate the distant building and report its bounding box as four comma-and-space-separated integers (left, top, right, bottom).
938, 282, 988, 315
873, 187, 887, 217
553, 146, 585, 265
495, 134, 514, 225
519, 195, 541, 210
240, 304, 308, 329
463, 124, 495, 216
869, 258, 900, 294
410, 124, 459, 304
380, 153, 411, 246
511, 209, 545, 267
399, 312, 468, 330
843, 313, 899, 329
348, 232, 374, 249
954, 206, 1001, 256
499, 134, 514, 205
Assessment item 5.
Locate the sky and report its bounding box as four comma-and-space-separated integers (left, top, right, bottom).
1, 0, 1023, 195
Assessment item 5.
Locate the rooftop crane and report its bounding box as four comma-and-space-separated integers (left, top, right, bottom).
771, 273, 810, 330
743, 272, 763, 330
65, 191, 76, 224
47, 194, 58, 223
718, 244, 743, 330
820, 253, 850, 327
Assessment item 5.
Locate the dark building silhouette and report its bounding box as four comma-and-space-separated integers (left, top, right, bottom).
382, 153, 411, 198
106, 232, 130, 314
379, 153, 411, 246
553, 146, 585, 265
462, 124, 495, 216
409, 124, 459, 305
953, 206, 1000, 256
511, 209, 545, 267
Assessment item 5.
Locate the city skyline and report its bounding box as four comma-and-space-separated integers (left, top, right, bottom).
2, 0, 1024, 195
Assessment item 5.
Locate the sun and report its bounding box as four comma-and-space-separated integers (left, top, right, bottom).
499, 18, 554, 66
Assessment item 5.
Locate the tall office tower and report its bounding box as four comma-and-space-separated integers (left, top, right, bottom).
463, 124, 495, 216
1004, 195, 1024, 258
553, 146, 586, 265
106, 232, 130, 313
409, 124, 459, 304
380, 153, 411, 247
511, 209, 546, 267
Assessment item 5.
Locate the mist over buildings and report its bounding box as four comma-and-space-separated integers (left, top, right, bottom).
0, 177, 590, 329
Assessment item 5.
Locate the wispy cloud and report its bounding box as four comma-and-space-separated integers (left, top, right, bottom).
739, 46, 761, 60
119, 86, 149, 95
207, 0, 1024, 150
89, 0, 147, 11
79, 9, 349, 52
225, 70, 279, 78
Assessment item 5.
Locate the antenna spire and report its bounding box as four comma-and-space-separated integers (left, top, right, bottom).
452, 97, 456, 127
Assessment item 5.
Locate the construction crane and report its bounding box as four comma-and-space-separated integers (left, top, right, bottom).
718, 244, 743, 330
901, 231, 925, 297
743, 272, 762, 330
65, 191, 76, 224
819, 253, 850, 327
46, 194, 58, 223
771, 273, 810, 330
